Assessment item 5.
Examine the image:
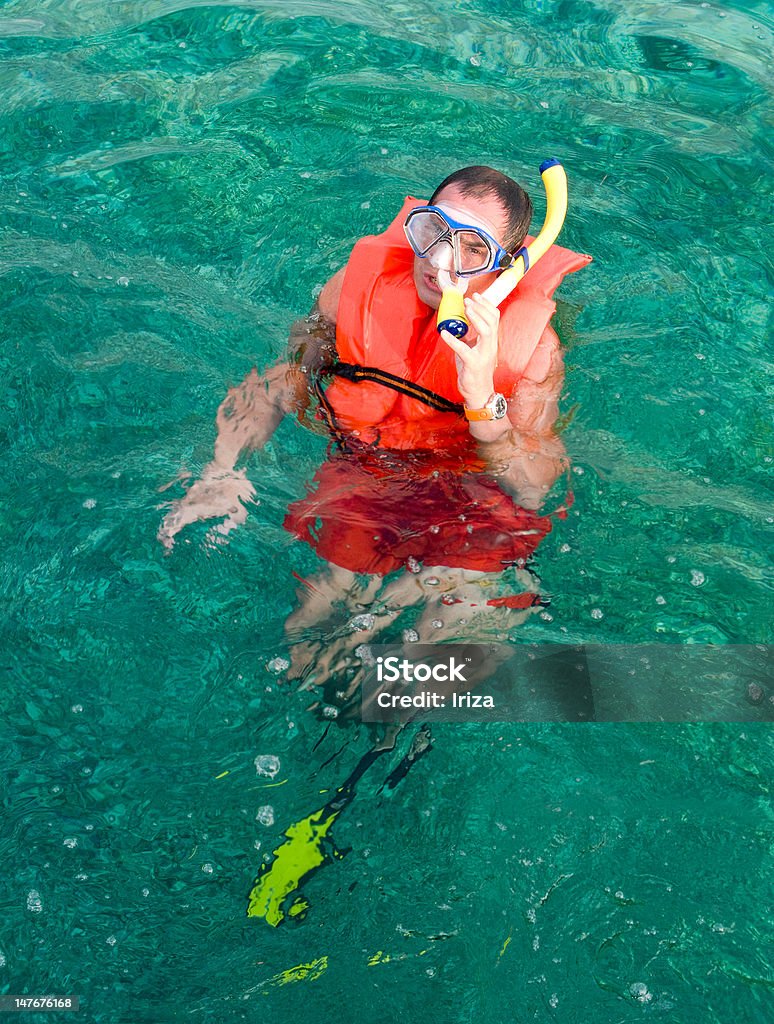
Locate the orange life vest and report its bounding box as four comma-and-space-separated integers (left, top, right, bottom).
322, 196, 591, 450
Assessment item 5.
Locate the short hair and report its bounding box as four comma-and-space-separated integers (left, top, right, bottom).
429, 165, 533, 253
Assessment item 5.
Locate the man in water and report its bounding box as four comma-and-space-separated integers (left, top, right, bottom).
158, 166, 589, 688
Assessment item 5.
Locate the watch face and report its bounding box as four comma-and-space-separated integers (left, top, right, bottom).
492, 394, 508, 419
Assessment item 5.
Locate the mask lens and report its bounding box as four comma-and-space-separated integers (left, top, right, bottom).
456, 230, 493, 274
405, 210, 448, 255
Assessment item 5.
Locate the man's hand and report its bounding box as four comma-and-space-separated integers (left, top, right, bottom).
157, 464, 257, 551
440, 292, 500, 408
157, 362, 294, 553
440, 292, 511, 442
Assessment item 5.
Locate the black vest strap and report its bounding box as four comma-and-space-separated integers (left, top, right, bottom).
329, 362, 464, 416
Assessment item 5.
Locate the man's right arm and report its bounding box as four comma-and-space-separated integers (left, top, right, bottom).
158, 268, 345, 549
220, 266, 346, 468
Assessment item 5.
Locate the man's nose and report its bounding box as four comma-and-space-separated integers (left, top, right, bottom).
427, 239, 454, 272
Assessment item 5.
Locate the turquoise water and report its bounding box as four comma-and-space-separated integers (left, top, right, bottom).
1, 0, 772, 1020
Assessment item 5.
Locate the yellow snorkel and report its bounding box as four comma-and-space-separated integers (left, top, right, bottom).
436, 158, 569, 336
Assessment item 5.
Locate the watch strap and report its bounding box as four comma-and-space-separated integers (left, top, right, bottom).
464, 405, 495, 421
464, 392, 507, 421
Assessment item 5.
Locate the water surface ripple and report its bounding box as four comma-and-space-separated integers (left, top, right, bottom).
1, 1, 772, 1021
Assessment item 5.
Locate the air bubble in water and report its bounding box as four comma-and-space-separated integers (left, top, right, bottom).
255, 805, 275, 826
629, 982, 652, 1003
63, 837, 78, 848
349, 613, 374, 631
407, 556, 422, 573
26, 891, 43, 913
690, 570, 705, 587
355, 644, 375, 665
254, 755, 280, 779
202, 863, 214, 875
267, 657, 289, 674
402, 629, 419, 643
591, 608, 603, 620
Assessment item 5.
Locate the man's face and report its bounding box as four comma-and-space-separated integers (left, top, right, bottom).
411, 184, 510, 309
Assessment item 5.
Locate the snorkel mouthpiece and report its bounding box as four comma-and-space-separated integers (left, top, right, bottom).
435, 158, 569, 335
436, 269, 469, 337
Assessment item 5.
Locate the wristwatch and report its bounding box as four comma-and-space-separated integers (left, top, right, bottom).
464, 392, 508, 421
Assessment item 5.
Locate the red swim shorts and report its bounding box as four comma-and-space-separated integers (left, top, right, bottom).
284, 450, 555, 575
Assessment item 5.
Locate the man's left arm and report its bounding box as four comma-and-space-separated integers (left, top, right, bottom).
442, 295, 568, 511
478, 333, 568, 511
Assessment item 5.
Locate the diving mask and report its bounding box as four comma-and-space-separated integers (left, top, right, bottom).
403, 203, 511, 278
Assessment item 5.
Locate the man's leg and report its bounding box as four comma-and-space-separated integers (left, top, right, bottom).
285, 564, 400, 686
